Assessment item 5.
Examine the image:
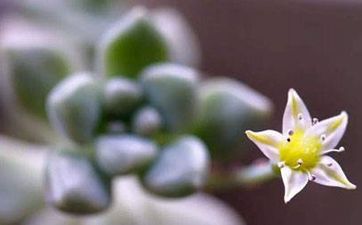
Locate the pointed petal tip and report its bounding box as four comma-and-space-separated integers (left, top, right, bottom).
340, 111, 348, 119
245, 130, 253, 136
346, 183, 357, 190
288, 88, 297, 94
284, 196, 291, 204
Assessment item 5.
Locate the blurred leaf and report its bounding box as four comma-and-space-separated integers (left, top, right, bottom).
104, 121, 127, 134
95, 134, 158, 176
98, 7, 168, 78
4, 47, 70, 118
25, 177, 245, 225
47, 73, 102, 144
194, 78, 272, 159
45, 151, 112, 215
0, 136, 46, 224
141, 63, 199, 132
102, 77, 143, 118
132, 106, 163, 137
151, 7, 201, 68
0, 19, 84, 119
142, 135, 209, 198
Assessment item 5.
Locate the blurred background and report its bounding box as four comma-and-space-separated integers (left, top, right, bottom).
1, 0, 362, 225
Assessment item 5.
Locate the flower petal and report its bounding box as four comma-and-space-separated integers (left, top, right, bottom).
245, 130, 283, 162
281, 166, 309, 203
306, 111, 348, 150
282, 89, 312, 134
311, 156, 356, 189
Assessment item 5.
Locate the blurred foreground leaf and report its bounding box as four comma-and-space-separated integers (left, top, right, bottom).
45, 151, 112, 214
47, 73, 102, 144
194, 78, 272, 159
98, 7, 168, 78
95, 134, 158, 176
141, 63, 199, 132
142, 136, 209, 197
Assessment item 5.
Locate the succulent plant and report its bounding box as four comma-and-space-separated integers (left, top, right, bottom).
0, 2, 273, 224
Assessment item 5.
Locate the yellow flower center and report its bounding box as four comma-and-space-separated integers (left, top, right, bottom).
279, 130, 322, 171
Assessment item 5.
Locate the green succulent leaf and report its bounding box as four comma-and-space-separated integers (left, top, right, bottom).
98, 7, 169, 78
194, 78, 272, 159
45, 151, 112, 215
3, 46, 71, 118
132, 106, 163, 137
151, 8, 201, 68
141, 135, 209, 197
141, 63, 199, 132
102, 77, 143, 118
47, 73, 102, 144
95, 134, 158, 176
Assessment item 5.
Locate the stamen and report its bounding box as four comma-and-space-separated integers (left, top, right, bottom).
287, 138, 291, 142
307, 172, 316, 181
297, 159, 303, 165
293, 159, 303, 169
323, 147, 346, 154
321, 134, 326, 142
278, 161, 285, 168
288, 130, 294, 136
312, 118, 319, 125
298, 113, 303, 120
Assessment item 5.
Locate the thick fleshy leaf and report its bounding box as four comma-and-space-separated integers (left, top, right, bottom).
306, 111, 348, 150
132, 106, 163, 137
282, 89, 312, 134
47, 73, 101, 144
4, 47, 70, 118
45, 151, 111, 214
151, 8, 201, 68
0, 19, 84, 119
281, 166, 309, 203
245, 130, 283, 162
195, 78, 272, 158
95, 134, 158, 176
312, 156, 356, 189
98, 7, 168, 78
141, 63, 199, 132
142, 136, 209, 197
102, 78, 143, 118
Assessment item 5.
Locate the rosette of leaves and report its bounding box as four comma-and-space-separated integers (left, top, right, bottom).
42, 7, 272, 215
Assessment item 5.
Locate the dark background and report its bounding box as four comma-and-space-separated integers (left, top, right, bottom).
135, 0, 362, 225
1, 0, 362, 224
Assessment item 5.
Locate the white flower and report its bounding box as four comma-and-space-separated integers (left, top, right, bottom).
245, 89, 356, 203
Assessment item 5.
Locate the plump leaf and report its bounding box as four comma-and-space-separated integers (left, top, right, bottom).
102, 77, 143, 118
194, 78, 272, 158
141, 63, 199, 132
95, 134, 158, 176
4, 47, 70, 118
98, 7, 169, 78
45, 151, 111, 215
47, 73, 102, 144
151, 8, 201, 68
142, 135, 209, 197
132, 106, 163, 137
